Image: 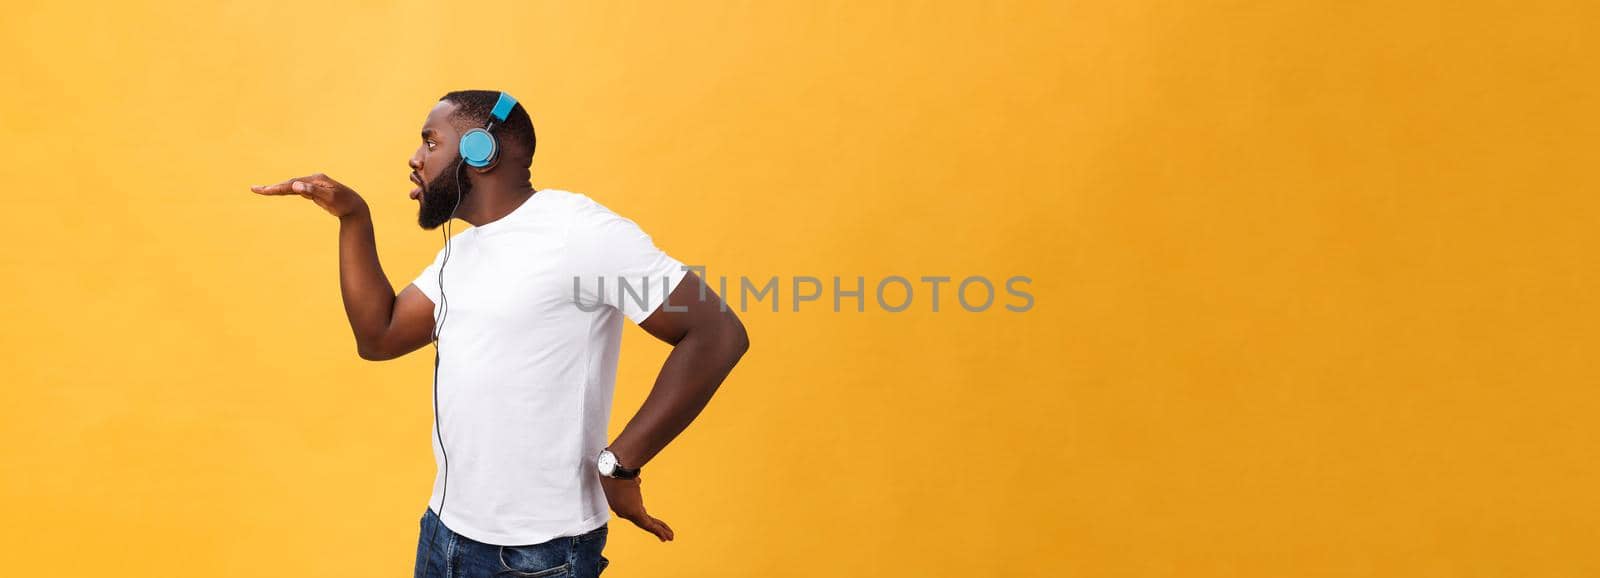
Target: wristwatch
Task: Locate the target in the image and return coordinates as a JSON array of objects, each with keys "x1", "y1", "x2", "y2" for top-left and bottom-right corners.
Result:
[{"x1": 597, "y1": 448, "x2": 640, "y2": 480}]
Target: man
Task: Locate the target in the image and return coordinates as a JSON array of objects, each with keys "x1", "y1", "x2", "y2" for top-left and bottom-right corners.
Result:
[{"x1": 249, "y1": 90, "x2": 749, "y2": 577}]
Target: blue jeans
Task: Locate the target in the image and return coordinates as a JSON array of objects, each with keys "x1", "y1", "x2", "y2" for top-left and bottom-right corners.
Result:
[{"x1": 415, "y1": 508, "x2": 610, "y2": 578}]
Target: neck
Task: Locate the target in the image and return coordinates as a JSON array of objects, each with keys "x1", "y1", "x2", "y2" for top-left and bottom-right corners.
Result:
[{"x1": 458, "y1": 181, "x2": 538, "y2": 227}]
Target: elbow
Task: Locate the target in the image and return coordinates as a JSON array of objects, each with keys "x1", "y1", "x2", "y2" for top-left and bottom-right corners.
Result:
[
  {"x1": 357, "y1": 340, "x2": 393, "y2": 362},
  {"x1": 733, "y1": 327, "x2": 750, "y2": 359},
  {"x1": 724, "y1": 317, "x2": 750, "y2": 361}
]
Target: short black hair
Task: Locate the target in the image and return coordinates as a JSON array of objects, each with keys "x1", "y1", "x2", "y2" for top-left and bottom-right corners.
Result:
[{"x1": 439, "y1": 89, "x2": 537, "y2": 167}]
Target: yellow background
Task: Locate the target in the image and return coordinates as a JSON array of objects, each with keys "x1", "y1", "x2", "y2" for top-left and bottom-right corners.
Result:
[{"x1": 2, "y1": 2, "x2": 1596, "y2": 576}]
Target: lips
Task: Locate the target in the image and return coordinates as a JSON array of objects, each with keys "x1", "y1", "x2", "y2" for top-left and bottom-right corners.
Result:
[{"x1": 410, "y1": 173, "x2": 424, "y2": 200}]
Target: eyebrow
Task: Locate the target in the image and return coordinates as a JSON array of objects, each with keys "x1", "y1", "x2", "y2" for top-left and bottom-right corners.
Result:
[{"x1": 421, "y1": 128, "x2": 436, "y2": 139}]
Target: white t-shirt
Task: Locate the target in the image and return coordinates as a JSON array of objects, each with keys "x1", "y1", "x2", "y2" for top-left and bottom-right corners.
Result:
[{"x1": 410, "y1": 189, "x2": 687, "y2": 546}]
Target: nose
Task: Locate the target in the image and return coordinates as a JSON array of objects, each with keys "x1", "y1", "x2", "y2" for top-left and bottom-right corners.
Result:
[{"x1": 409, "y1": 156, "x2": 422, "y2": 172}]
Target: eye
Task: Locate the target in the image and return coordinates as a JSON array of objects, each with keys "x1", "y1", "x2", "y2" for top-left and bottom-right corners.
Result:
[{"x1": 426, "y1": 140, "x2": 436, "y2": 150}]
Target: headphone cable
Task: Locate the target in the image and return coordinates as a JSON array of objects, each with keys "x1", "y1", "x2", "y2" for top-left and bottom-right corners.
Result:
[{"x1": 419, "y1": 156, "x2": 465, "y2": 576}]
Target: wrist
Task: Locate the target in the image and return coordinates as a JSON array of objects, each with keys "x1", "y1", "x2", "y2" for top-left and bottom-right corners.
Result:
[
  {"x1": 597, "y1": 447, "x2": 642, "y2": 479},
  {"x1": 337, "y1": 200, "x2": 371, "y2": 222},
  {"x1": 606, "y1": 438, "x2": 652, "y2": 470}
]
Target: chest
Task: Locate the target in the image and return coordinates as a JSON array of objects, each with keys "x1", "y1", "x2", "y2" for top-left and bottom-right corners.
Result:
[{"x1": 432, "y1": 232, "x2": 579, "y2": 330}]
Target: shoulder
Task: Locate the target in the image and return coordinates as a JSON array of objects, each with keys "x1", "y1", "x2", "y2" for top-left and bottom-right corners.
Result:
[
  {"x1": 541, "y1": 189, "x2": 621, "y2": 221},
  {"x1": 543, "y1": 190, "x2": 641, "y2": 237}
]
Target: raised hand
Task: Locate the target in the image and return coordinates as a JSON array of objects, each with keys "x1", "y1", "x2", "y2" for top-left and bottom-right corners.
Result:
[{"x1": 250, "y1": 173, "x2": 367, "y2": 219}]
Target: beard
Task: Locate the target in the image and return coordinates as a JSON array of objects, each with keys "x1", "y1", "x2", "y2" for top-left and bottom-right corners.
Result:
[{"x1": 418, "y1": 159, "x2": 471, "y2": 230}]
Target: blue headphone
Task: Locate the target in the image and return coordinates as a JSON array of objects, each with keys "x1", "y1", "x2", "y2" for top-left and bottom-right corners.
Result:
[{"x1": 458, "y1": 92, "x2": 519, "y2": 168}]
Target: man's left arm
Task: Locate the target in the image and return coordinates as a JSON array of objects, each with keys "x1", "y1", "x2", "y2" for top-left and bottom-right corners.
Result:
[
  {"x1": 601, "y1": 271, "x2": 749, "y2": 541},
  {"x1": 613, "y1": 271, "x2": 749, "y2": 466}
]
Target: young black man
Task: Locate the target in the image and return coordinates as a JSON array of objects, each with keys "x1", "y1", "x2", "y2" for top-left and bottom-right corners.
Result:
[{"x1": 250, "y1": 90, "x2": 749, "y2": 578}]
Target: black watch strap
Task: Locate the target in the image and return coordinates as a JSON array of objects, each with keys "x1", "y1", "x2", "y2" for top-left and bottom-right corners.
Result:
[
  {"x1": 611, "y1": 462, "x2": 641, "y2": 480},
  {"x1": 602, "y1": 448, "x2": 642, "y2": 480}
]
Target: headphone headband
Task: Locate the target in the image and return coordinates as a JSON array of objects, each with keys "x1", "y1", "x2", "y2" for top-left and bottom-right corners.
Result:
[
  {"x1": 461, "y1": 91, "x2": 518, "y2": 168},
  {"x1": 490, "y1": 92, "x2": 518, "y2": 123}
]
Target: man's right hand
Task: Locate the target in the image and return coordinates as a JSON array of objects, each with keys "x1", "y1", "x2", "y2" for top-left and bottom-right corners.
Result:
[{"x1": 250, "y1": 173, "x2": 367, "y2": 219}]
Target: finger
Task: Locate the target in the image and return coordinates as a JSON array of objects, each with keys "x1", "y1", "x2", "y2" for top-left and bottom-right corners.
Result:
[
  {"x1": 251, "y1": 182, "x2": 298, "y2": 195},
  {"x1": 292, "y1": 180, "x2": 342, "y2": 204},
  {"x1": 251, "y1": 175, "x2": 319, "y2": 195},
  {"x1": 631, "y1": 516, "x2": 664, "y2": 541},
  {"x1": 646, "y1": 515, "x2": 674, "y2": 541},
  {"x1": 625, "y1": 514, "x2": 663, "y2": 540}
]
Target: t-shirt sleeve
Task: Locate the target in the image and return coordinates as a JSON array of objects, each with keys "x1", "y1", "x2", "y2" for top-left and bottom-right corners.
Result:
[
  {"x1": 410, "y1": 247, "x2": 448, "y2": 306},
  {"x1": 568, "y1": 204, "x2": 689, "y2": 324}
]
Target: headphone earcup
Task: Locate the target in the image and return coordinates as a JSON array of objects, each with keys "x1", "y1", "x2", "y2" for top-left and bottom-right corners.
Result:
[{"x1": 460, "y1": 129, "x2": 498, "y2": 168}]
